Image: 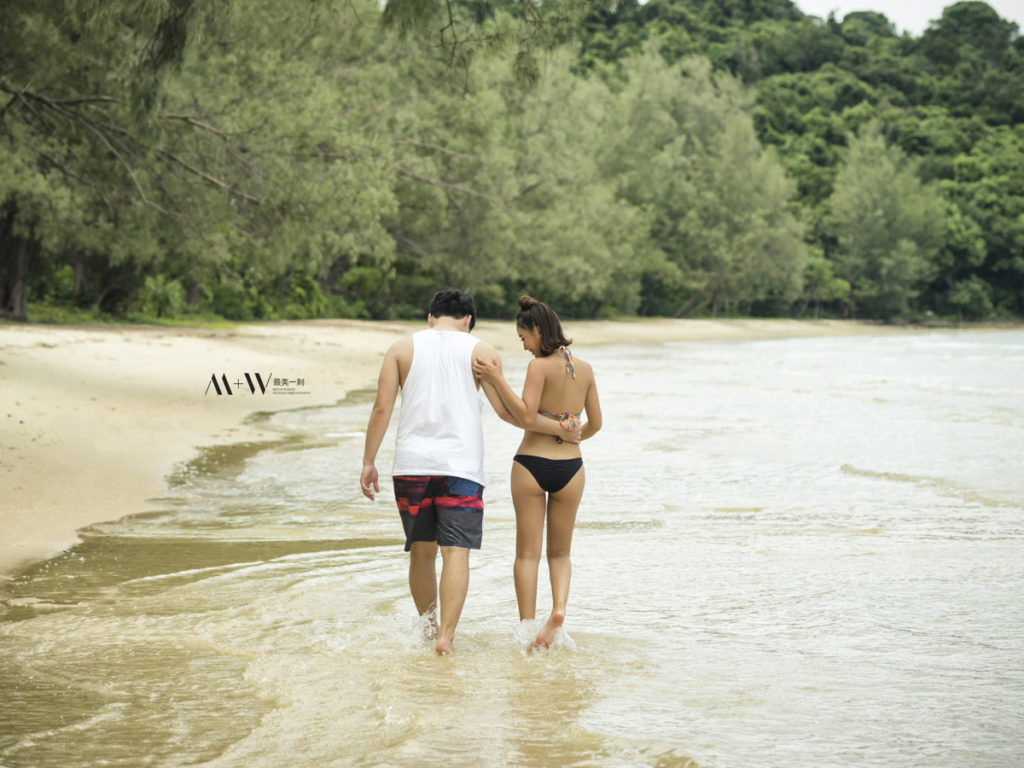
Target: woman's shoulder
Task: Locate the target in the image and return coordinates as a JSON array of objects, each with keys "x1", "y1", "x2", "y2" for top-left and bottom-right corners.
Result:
[
  {"x1": 546, "y1": 348, "x2": 594, "y2": 381},
  {"x1": 572, "y1": 355, "x2": 594, "y2": 380}
]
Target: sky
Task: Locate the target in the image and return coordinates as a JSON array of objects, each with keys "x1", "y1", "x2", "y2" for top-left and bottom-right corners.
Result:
[{"x1": 793, "y1": 0, "x2": 1024, "y2": 36}]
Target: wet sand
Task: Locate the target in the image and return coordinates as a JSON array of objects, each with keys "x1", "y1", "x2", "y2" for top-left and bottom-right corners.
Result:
[{"x1": 0, "y1": 317, "x2": 905, "y2": 576}]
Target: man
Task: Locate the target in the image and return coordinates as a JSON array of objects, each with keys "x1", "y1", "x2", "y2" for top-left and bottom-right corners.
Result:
[{"x1": 359, "y1": 289, "x2": 564, "y2": 655}]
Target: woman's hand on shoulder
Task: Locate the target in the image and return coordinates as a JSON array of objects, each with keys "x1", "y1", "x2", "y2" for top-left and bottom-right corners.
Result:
[{"x1": 472, "y1": 353, "x2": 502, "y2": 383}]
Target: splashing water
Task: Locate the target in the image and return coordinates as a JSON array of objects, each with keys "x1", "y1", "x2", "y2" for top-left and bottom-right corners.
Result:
[{"x1": 3, "y1": 330, "x2": 1023, "y2": 767}]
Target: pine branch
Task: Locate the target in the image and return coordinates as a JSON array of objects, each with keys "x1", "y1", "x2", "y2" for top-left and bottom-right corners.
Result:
[
  {"x1": 393, "y1": 140, "x2": 478, "y2": 160},
  {"x1": 395, "y1": 165, "x2": 517, "y2": 218},
  {"x1": 156, "y1": 147, "x2": 264, "y2": 206},
  {"x1": 162, "y1": 113, "x2": 233, "y2": 139}
]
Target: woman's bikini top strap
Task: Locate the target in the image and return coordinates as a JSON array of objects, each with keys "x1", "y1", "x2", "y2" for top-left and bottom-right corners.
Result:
[
  {"x1": 557, "y1": 345, "x2": 575, "y2": 380},
  {"x1": 539, "y1": 347, "x2": 579, "y2": 436}
]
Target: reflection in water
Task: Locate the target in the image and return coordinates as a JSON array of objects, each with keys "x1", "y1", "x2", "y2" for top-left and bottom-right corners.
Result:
[{"x1": 3, "y1": 332, "x2": 1023, "y2": 767}]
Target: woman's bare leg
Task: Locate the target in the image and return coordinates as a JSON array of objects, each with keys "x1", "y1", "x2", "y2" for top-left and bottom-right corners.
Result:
[
  {"x1": 511, "y1": 461, "x2": 547, "y2": 621},
  {"x1": 536, "y1": 465, "x2": 584, "y2": 648}
]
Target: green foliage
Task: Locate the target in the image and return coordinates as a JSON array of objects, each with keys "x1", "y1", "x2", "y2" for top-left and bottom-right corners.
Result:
[
  {"x1": 797, "y1": 250, "x2": 850, "y2": 317},
  {"x1": 23, "y1": 303, "x2": 111, "y2": 324},
  {"x1": 830, "y1": 123, "x2": 945, "y2": 319},
  {"x1": 948, "y1": 275, "x2": 995, "y2": 319},
  {"x1": 2, "y1": 0, "x2": 1023, "y2": 323},
  {"x1": 136, "y1": 275, "x2": 187, "y2": 318},
  {"x1": 606, "y1": 48, "x2": 806, "y2": 316}
]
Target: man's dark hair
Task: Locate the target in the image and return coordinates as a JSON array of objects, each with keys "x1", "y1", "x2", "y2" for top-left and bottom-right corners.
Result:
[{"x1": 428, "y1": 289, "x2": 476, "y2": 330}]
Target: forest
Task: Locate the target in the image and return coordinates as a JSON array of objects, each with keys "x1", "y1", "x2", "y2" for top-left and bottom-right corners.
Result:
[{"x1": 1, "y1": 0, "x2": 1021, "y2": 322}]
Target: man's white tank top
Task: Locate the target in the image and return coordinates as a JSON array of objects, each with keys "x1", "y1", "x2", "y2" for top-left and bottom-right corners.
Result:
[{"x1": 392, "y1": 329, "x2": 485, "y2": 485}]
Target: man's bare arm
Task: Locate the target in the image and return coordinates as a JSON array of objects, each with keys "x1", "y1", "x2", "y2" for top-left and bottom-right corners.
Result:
[{"x1": 360, "y1": 342, "x2": 403, "y2": 500}]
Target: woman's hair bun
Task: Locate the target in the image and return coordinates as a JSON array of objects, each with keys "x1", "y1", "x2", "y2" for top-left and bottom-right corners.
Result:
[{"x1": 518, "y1": 295, "x2": 538, "y2": 309}]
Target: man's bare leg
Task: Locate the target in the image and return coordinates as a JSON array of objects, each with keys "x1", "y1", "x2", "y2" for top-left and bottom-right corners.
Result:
[
  {"x1": 409, "y1": 541, "x2": 439, "y2": 637},
  {"x1": 435, "y1": 545, "x2": 469, "y2": 655}
]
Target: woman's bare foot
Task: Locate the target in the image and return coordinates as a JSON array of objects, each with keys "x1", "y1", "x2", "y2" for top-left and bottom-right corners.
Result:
[
  {"x1": 533, "y1": 610, "x2": 565, "y2": 649},
  {"x1": 435, "y1": 636, "x2": 454, "y2": 655}
]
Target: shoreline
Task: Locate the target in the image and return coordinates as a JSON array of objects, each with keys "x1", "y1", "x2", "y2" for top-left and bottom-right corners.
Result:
[{"x1": 0, "y1": 316, "x2": 999, "y2": 578}]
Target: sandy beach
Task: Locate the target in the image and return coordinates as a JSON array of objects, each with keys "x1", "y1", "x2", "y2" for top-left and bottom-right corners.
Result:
[{"x1": 0, "y1": 316, "x2": 909, "y2": 577}]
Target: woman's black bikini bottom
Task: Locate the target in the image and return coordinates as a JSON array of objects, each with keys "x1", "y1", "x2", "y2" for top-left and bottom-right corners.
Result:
[{"x1": 513, "y1": 455, "x2": 583, "y2": 494}]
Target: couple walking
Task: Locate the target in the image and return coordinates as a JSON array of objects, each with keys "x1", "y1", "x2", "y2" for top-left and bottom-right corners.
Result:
[{"x1": 360, "y1": 289, "x2": 602, "y2": 654}]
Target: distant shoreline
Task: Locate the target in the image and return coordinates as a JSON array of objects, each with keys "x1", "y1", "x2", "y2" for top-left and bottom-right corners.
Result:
[{"x1": 0, "y1": 317, "x2": 1015, "y2": 577}]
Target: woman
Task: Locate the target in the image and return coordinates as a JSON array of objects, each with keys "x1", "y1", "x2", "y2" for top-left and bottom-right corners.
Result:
[{"x1": 474, "y1": 296, "x2": 602, "y2": 648}]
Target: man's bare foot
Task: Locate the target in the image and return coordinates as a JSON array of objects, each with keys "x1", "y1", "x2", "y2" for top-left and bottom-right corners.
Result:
[{"x1": 533, "y1": 610, "x2": 565, "y2": 649}]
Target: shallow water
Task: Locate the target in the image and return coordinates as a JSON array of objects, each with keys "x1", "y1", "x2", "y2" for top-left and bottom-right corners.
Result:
[{"x1": 3, "y1": 330, "x2": 1023, "y2": 767}]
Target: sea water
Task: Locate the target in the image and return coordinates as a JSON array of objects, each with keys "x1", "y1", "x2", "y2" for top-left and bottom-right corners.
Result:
[{"x1": 2, "y1": 330, "x2": 1023, "y2": 767}]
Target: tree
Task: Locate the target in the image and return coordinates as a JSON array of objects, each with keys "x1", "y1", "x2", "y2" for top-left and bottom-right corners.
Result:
[
  {"x1": 494, "y1": 49, "x2": 651, "y2": 316},
  {"x1": 607, "y1": 48, "x2": 805, "y2": 316},
  {"x1": 918, "y1": 2, "x2": 1023, "y2": 124},
  {"x1": 380, "y1": 0, "x2": 583, "y2": 83},
  {"x1": 830, "y1": 122, "x2": 945, "y2": 319},
  {"x1": 0, "y1": 0, "x2": 402, "y2": 320},
  {"x1": 938, "y1": 125, "x2": 1024, "y2": 315},
  {"x1": 167, "y1": 0, "x2": 400, "y2": 318},
  {"x1": 0, "y1": 0, "x2": 231, "y2": 318}
]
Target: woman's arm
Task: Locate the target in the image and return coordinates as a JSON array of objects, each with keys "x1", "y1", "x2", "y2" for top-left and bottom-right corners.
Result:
[
  {"x1": 525, "y1": 413, "x2": 582, "y2": 443},
  {"x1": 479, "y1": 379, "x2": 517, "y2": 424},
  {"x1": 473, "y1": 355, "x2": 582, "y2": 442},
  {"x1": 473, "y1": 355, "x2": 533, "y2": 426},
  {"x1": 508, "y1": 360, "x2": 582, "y2": 443},
  {"x1": 579, "y1": 373, "x2": 603, "y2": 441},
  {"x1": 473, "y1": 344, "x2": 520, "y2": 426}
]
